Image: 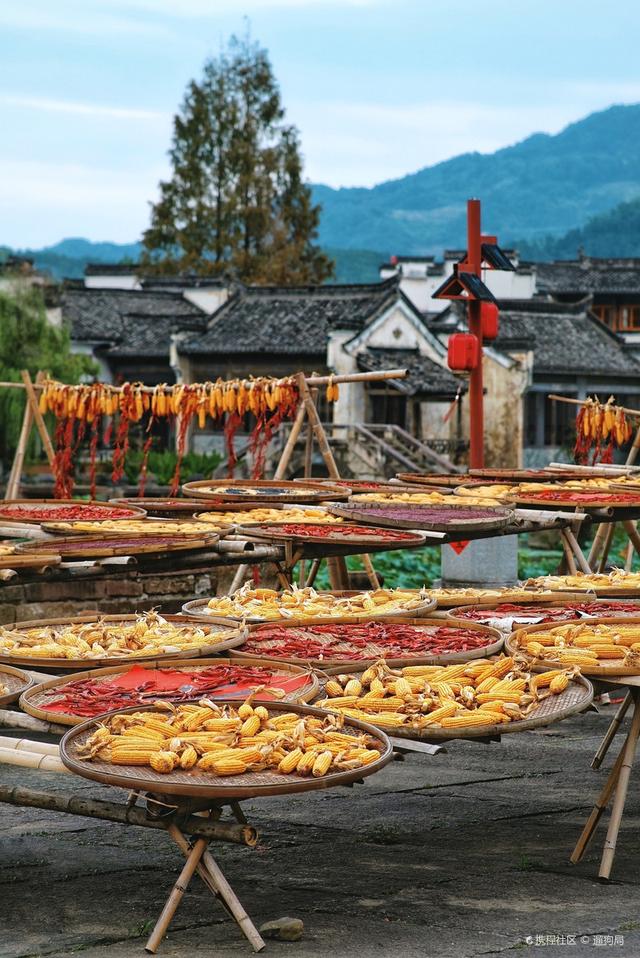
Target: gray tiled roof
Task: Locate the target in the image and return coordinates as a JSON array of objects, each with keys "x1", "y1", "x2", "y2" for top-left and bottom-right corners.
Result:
[
  {"x1": 494, "y1": 299, "x2": 640, "y2": 377},
  {"x1": 535, "y1": 257, "x2": 640, "y2": 295},
  {"x1": 179, "y1": 277, "x2": 403, "y2": 356},
  {"x1": 63, "y1": 288, "x2": 206, "y2": 357},
  {"x1": 356, "y1": 347, "x2": 461, "y2": 397}
]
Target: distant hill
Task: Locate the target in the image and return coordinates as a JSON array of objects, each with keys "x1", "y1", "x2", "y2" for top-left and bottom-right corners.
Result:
[
  {"x1": 311, "y1": 104, "x2": 640, "y2": 253},
  {"x1": 518, "y1": 196, "x2": 640, "y2": 261},
  {"x1": 1, "y1": 239, "x2": 387, "y2": 285}
]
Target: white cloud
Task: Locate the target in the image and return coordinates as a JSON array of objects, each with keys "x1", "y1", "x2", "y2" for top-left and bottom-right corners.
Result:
[
  {"x1": 0, "y1": 95, "x2": 168, "y2": 122},
  {"x1": 292, "y1": 94, "x2": 640, "y2": 187},
  {"x1": 0, "y1": 160, "x2": 166, "y2": 247}
]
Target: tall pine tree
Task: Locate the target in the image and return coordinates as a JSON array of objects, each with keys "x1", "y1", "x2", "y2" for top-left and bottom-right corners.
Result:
[{"x1": 141, "y1": 36, "x2": 333, "y2": 285}]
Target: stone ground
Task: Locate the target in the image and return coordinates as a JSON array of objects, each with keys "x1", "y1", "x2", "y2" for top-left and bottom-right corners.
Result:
[{"x1": 2, "y1": 704, "x2": 640, "y2": 958}]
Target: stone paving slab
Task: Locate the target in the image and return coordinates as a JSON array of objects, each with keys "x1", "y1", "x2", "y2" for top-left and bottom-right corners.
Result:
[{"x1": 1, "y1": 707, "x2": 639, "y2": 958}]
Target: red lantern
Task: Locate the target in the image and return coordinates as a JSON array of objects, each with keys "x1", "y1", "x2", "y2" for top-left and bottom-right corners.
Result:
[
  {"x1": 480, "y1": 302, "x2": 499, "y2": 340},
  {"x1": 447, "y1": 333, "x2": 480, "y2": 371}
]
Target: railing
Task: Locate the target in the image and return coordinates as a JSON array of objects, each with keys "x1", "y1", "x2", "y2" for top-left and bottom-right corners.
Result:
[{"x1": 360, "y1": 423, "x2": 464, "y2": 473}]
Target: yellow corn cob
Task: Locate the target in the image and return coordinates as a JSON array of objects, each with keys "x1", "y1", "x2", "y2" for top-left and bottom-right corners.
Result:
[
  {"x1": 592, "y1": 647, "x2": 627, "y2": 659},
  {"x1": 312, "y1": 750, "x2": 333, "y2": 777},
  {"x1": 370, "y1": 678, "x2": 386, "y2": 695},
  {"x1": 344, "y1": 678, "x2": 363, "y2": 697},
  {"x1": 149, "y1": 751, "x2": 177, "y2": 773},
  {"x1": 354, "y1": 749, "x2": 380, "y2": 765},
  {"x1": 476, "y1": 676, "x2": 500, "y2": 692},
  {"x1": 241, "y1": 715, "x2": 261, "y2": 737},
  {"x1": 296, "y1": 751, "x2": 317, "y2": 775},
  {"x1": 254, "y1": 706, "x2": 269, "y2": 721},
  {"x1": 278, "y1": 748, "x2": 303, "y2": 774},
  {"x1": 420, "y1": 702, "x2": 458, "y2": 725},
  {"x1": 394, "y1": 677, "x2": 413, "y2": 698},
  {"x1": 439, "y1": 713, "x2": 497, "y2": 728},
  {"x1": 317, "y1": 695, "x2": 361, "y2": 708},
  {"x1": 179, "y1": 745, "x2": 198, "y2": 770},
  {"x1": 208, "y1": 757, "x2": 248, "y2": 776},
  {"x1": 324, "y1": 680, "x2": 344, "y2": 697},
  {"x1": 237, "y1": 702, "x2": 254, "y2": 719},
  {"x1": 476, "y1": 692, "x2": 523, "y2": 705},
  {"x1": 137, "y1": 719, "x2": 175, "y2": 736},
  {"x1": 356, "y1": 697, "x2": 405, "y2": 711},
  {"x1": 111, "y1": 749, "x2": 158, "y2": 765},
  {"x1": 549, "y1": 674, "x2": 569, "y2": 693}
]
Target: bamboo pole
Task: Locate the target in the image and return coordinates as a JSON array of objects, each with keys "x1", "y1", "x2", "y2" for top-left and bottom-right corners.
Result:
[
  {"x1": 0, "y1": 784, "x2": 258, "y2": 844},
  {"x1": 146, "y1": 836, "x2": 209, "y2": 954},
  {"x1": 562, "y1": 526, "x2": 592, "y2": 574},
  {"x1": 599, "y1": 690, "x2": 640, "y2": 879},
  {"x1": 298, "y1": 373, "x2": 340, "y2": 479},
  {"x1": 0, "y1": 735, "x2": 59, "y2": 755},
  {"x1": 0, "y1": 709, "x2": 67, "y2": 735},
  {"x1": 0, "y1": 368, "x2": 409, "y2": 394},
  {"x1": 0, "y1": 746, "x2": 67, "y2": 772},
  {"x1": 22, "y1": 370, "x2": 55, "y2": 466},
  {"x1": 570, "y1": 745, "x2": 626, "y2": 864},
  {"x1": 168, "y1": 823, "x2": 265, "y2": 953},
  {"x1": 5, "y1": 387, "x2": 35, "y2": 499},
  {"x1": 560, "y1": 531, "x2": 578, "y2": 575},
  {"x1": 548, "y1": 393, "x2": 640, "y2": 420},
  {"x1": 274, "y1": 400, "x2": 307, "y2": 480},
  {"x1": 592, "y1": 692, "x2": 632, "y2": 770}
]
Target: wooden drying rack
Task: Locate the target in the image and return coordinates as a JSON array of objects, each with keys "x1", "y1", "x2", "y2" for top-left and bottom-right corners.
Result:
[{"x1": 1, "y1": 367, "x2": 411, "y2": 591}]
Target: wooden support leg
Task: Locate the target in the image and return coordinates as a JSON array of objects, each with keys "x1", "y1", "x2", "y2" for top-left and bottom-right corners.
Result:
[
  {"x1": 560, "y1": 531, "x2": 578, "y2": 575},
  {"x1": 305, "y1": 557, "x2": 321, "y2": 587},
  {"x1": 587, "y1": 524, "x2": 609, "y2": 569},
  {"x1": 228, "y1": 563, "x2": 249, "y2": 595},
  {"x1": 596, "y1": 523, "x2": 616, "y2": 573},
  {"x1": 360, "y1": 553, "x2": 380, "y2": 589},
  {"x1": 625, "y1": 537, "x2": 635, "y2": 573},
  {"x1": 22, "y1": 370, "x2": 55, "y2": 466},
  {"x1": 599, "y1": 690, "x2": 640, "y2": 880},
  {"x1": 297, "y1": 373, "x2": 340, "y2": 479},
  {"x1": 570, "y1": 746, "x2": 625, "y2": 865},
  {"x1": 146, "y1": 836, "x2": 209, "y2": 953},
  {"x1": 563, "y1": 526, "x2": 592, "y2": 574},
  {"x1": 592, "y1": 692, "x2": 632, "y2": 770},
  {"x1": 274, "y1": 401, "x2": 307, "y2": 480},
  {"x1": 622, "y1": 520, "x2": 640, "y2": 561},
  {"x1": 5, "y1": 389, "x2": 35, "y2": 500},
  {"x1": 168, "y1": 823, "x2": 265, "y2": 953}
]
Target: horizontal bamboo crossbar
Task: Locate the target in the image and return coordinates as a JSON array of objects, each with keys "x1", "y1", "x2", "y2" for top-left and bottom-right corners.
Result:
[
  {"x1": 548, "y1": 393, "x2": 640, "y2": 420},
  {"x1": 0, "y1": 784, "x2": 258, "y2": 845},
  {"x1": 0, "y1": 369, "x2": 408, "y2": 393}
]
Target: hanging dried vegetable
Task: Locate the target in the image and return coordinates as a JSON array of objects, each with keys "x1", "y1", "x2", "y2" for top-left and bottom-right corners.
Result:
[
  {"x1": 573, "y1": 396, "x2": 633, "y2": 464},
  {"x1": 39, "y1": 376, "x2": 301, "y2": 498}
]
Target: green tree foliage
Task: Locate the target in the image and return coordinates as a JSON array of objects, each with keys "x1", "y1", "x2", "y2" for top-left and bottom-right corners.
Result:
[
  {"x1": 518, "y1": 196, "x2": 640, "y2": 261},
  {"x1": 141, "y1": 35, "x2": 333, "y2": 285},
  {"x1": 0, "y1": 286, "x2": 95, "y2": 465}
]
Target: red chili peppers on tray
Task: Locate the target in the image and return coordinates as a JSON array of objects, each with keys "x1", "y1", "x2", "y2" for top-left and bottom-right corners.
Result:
[
  {"x1": 43, "y1": 664, "x2": 306, "y2": 717},
  {"x1": 242, "y1": 622, "x2": 492, "y2": 661},
  {"x1": 0, "y1": 504, "x2": 140, "y2": 522},
  {"x1": 523, "y1": 490, "x2": 640, "y2": 505},
  {"x1": 457, "y1": 601, "x2": 640, "y2": 622},
  {"x1": 271, "y1": 523, "x2": 419, "y2": 541}
]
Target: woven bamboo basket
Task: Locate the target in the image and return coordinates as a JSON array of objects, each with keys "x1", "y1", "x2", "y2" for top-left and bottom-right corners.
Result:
[
  {"x1": 60, "y1": 700, "x2": 393, "y2": 799},
  {"x1": 228, "y1": 617, "x2": 502, "y2": 671},
  {"x1": 506, "y1": 616, "x2": 640, "y2": 676},
  {"x1": 182, "y1": 590, "x2": 437, "y2": 625},
  {"x1": 0, "y1": 613, "x2": 245, "y2": 670},
  {"x1": 0, "y1": 664, "x2": 35, "y2": 707},
  {"x1": 182, "y1": 479, "x2": 349, "y2": 503}
]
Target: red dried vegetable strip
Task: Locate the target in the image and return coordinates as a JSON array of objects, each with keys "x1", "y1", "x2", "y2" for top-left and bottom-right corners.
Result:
[
  {"x1": 0, "y1": 505, "x2": 139, "y2": 521},
  {"x1": 242, "y1": 622, "x2": 491, "y2": 659},
  {"x1": 269, "y1": 523, "x2": 418, "y2": 540},
  {"x1": 525, "y1": 490, "x2": 640, "y2": 504},
  {"x1": 43, "y1": 664, "x2": 288, "y2": 716}
]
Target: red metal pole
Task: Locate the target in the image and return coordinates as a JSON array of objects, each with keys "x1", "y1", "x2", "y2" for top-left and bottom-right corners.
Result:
[{"x1": 466, "y1": 198, "x2": 484, "y2": 468}]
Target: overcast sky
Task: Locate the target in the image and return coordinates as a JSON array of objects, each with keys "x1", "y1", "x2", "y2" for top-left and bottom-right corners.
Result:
[{"x1": 2, "y1": 0, "x2": 639, "y2": 247}]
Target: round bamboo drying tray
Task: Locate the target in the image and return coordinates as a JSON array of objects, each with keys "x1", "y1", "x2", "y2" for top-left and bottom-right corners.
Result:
[
  {"x1": 109, "y1": 498, "x2": 208, "y2": 517},
  {"x1": 181, "y1": 591, "x2": 437, "y2": 625},
  {"x1": 0, "y1": 664, "x2": 35, "y2": 707},
  {"x1": 0, "y1": 499, "x2": 147, "y2": 525},
  {"x1": 428, "y1": 588, "x2": 571, "y2": 609},
  {"x1": 16, "y1": 531, "x2": 221, "y2": 559},
  {"x1": 39, "y1": 518, "x2": 234, "y2": 537},
  {"x1": 506, "y1": 616, "x2": 640, "y2": 675},
  {"x1": 229, "y1": 617, "x2": 503, "y2": 671},
  {"x1": 0, "y1": 613, "x2": 245, "y2": 670},
  {"x1": 446, "y1": 597, "x2": 640, "y2": 626},
  {"x1": 315, "y1": 673, "x2": 594, "y2": 742},
  {"x1": 60, "y1": 700, "x2": 393, "y2": 799},
  {"x1": 236, "y1": 523, "x2": 427, "y2": 550},
  {"x1": 20, "y1": 656, "x2": 319, "y2": 725},
  {"x1": 328, "y1": 501, "x2": 514, "y2": 533},
  {"x1": 181, "y1": 479, "x2": 350, "y2": 504},
  {"x1": 508, "y1": 493, "x2": 640, "y2": 510},
  {"x1": 525, "y1": 580, "x2": 640, "y2": 598}
]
